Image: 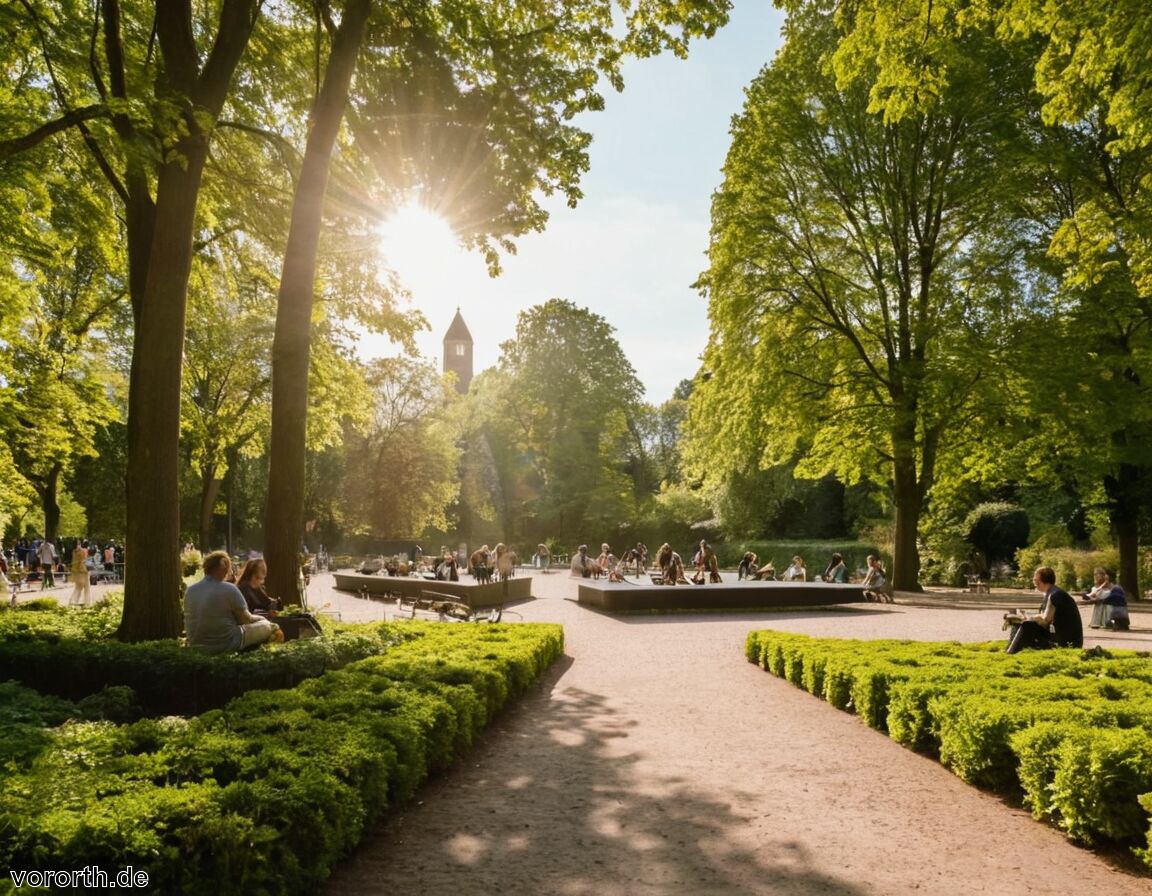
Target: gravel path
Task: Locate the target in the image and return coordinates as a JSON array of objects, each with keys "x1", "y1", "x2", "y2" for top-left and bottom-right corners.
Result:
[{"x1": 312, "y1": 572, "x2": 1152, "y2": 895}]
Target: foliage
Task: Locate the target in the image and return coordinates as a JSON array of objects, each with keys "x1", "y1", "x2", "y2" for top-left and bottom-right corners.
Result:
[
  {"x1": 0, "y1": 621, "x2": 564, "y2": 894},
  {"x1": 747, "y1": 629, "x2": 1152, "y2": 861},
  {"x1": 964, "y1": 503, "x2": 1030, "y2": 566},
  {"x1": 467, "y1": 299, "x2": 645, "y2": 542},
  {"x1": 337, "y1": 357, "x2": 461, "y2": 538},
  {"x1": 0, "y1": 604, "x2": 413, "y2": 716},
  {"x1": 687, "y1": 4, "x2": 1034, "y2": 589}
]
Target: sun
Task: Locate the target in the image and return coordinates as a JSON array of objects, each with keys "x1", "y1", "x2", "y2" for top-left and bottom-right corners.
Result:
[{"x1": 376, "y1": 202, "x2": 467, "y2": 298}]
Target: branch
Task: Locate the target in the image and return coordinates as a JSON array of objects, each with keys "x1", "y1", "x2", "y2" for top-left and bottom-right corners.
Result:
[{"x1": 0, "y1": 106, "x2": 107, "y2": 160}]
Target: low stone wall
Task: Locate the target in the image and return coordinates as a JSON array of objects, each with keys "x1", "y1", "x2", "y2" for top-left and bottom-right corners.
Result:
[
  {"x1": 333, "y1": 571, "x2": 532, "y2": 609},
  {"x1": 577, "y1": 579, "x2": 868, "y2": 612}
]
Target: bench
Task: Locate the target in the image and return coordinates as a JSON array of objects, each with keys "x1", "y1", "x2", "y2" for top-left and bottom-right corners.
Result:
[
  {"x1": 396, "y1": 590, "x2": 503, "y2": 622},
  {"x1": 965, "y1": 574, "x2": 990, "y2": 595}
]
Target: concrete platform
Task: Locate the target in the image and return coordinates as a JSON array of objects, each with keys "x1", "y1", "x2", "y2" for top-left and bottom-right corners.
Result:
[
  {"x1": 576, "y1": 578, "x2": 868, "y2": 612},
  {"x1": 332, "y1": 571, "x2": 532, "y2": 609}
]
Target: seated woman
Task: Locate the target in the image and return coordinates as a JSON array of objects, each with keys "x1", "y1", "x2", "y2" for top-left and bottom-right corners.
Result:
[
  {"x1": 655, "y1": 543, "x2": 687, "y2": 586},
  {"x1": 822, "y1": 552, "x2": 848, "y2": 583},
  {"x1": 470, "y1": 545, "x2": 492, "y2": 583},
  {"x1": 435, "y1": 553, "x2": 460, "y2": 581},
  {"x1": 1081, "y1": 566, "x2": 1130, "y2": 630},
  {"x1": 861, "y1": 554, "x2": 891, "y2": 602},
  {"x1": 236, "y1": 558, "x2": 283, "y2": 616},
  {"x1": 737, "y1": 552, "x2": 759, "y2": 580},
  {"x1": 494, "y1": 543, "x2": 515, "y2": 581},
  {"x1": 692, "y1": 540, "x2": 721, "y2": 583},
  {"x1": 781, "y1": 555, "x2": 807, "y2": 582}
]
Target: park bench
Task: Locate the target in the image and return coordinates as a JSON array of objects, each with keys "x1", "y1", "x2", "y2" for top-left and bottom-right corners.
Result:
[
  {"x1": 395, "y1": 589, "x2": 503, "y2": 623},
  {"x1": 965, "y1": 574, "x2": 990, "y2": 594}
]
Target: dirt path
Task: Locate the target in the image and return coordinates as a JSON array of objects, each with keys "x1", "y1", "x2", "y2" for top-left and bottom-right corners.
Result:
[{"x1": 323, "y1": 573, "x2": 1152, "y2": 895}]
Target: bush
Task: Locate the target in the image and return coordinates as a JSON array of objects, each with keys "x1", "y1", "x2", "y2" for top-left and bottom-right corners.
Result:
[
  {"x1": 0, "y1": 611, "x2": 415, "y2": 716},
  {"x1": 180, "y1": 547, "x2": 203, "y2": 578},
  {"x1": 726, "y1": 540, "x2": 882, "y2": 576},
  {"x1": 0, "y1": 622, "x2": 564, "y2": 894},
  {"x1": 746, "y1": 629, "x2": 1152, "y2": 864},
  {"x1": 965, "y1": 503, "x2": 1030, "y2": 566}
]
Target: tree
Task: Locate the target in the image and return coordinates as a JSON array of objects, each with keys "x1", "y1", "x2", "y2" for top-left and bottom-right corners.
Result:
[
  {"x1": 181, "y1": 256, "x2": 274, "y2": 552},
  {"x1": 477, "y1": 299, "x2": 643, "y2": 542},
  {"x1": 261, "y1": 0, "x2": 735, "y2": 598},
  {"x1": 337, "y1": 357, "x2": 460, "y2": 539},
  {"x1": 689, "y1": 7, "x2": 1034, "y2": 589}
]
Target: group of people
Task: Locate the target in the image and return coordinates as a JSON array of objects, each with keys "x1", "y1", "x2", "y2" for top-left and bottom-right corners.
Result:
[
  {"x1": 1004, "y1": 565, "x2": 1130, "y2": 654},
  {"x1": 468, "y1": 544, "x2": 517, "y2": 583},
  {"x1": 185, "y1": 552, "x2": 283, "y2": 654},
  {"x1": 568, "y1": 542, "x2": 650, "y2": 581}
]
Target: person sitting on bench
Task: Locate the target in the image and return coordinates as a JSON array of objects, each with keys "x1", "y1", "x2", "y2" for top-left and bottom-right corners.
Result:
[{"x1": 185, "y1": 551, "x2": 281, "y2": 654}]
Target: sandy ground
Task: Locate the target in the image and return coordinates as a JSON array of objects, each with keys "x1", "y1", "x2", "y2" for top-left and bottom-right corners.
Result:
[{"x1": 296, "y1": 571, "x2": 1151, "y2": 896}]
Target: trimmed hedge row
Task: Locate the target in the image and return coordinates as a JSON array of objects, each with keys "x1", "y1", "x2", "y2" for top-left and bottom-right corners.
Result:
[
  {"x1": 0, "y1": 622, "x2": 563, "y2": 895},
  {"x1": 0, "y1": 602, "x2": 419, "y2": 716},
  {"x1": 745, "y1": 630, "x2": 1152, "y2": 865}
]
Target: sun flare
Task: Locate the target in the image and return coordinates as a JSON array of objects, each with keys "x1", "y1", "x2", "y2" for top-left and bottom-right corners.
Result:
[{"x1": 377, "y1": 202, "x2": 464, "y2": 295}]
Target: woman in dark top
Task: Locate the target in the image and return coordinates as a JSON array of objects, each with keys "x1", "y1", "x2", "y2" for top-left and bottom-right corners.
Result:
[{"x1": 236, "y1": 558, "x2": 282, "y2": 615}]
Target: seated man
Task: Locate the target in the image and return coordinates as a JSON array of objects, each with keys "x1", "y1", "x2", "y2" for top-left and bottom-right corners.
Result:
[
  {"x1": 570, "y1": 544, "x2": 593, "y2": 578},
  {"x1": 185, "y1": 551, "x2": 282, "y2": 654},
  {"x1": 1006, "y1": 566, "x2": 1084, "y2": 654}
]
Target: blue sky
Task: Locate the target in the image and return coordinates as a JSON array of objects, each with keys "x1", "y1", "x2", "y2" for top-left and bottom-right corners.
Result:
[{"x1": 372, "y1": 3, "x2": 786, "y2": 404}]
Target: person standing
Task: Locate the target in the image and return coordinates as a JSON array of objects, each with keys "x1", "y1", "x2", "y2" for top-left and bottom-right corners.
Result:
[
  {"x1": 68, "y1": 541, "x2": 92, "y2": 607},
  {"x1": 1006, "y1": 566, "x2": 1084, "y2": 654},
  {"x1": 36, "y1": 537, "x2": 56, "y2": 588}
]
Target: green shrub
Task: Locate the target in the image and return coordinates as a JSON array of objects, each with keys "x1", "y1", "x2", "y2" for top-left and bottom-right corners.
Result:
[
  {"x1": 748, "y1": 629, "x2": 1152, "y2": 865},
  {"x1": 0, "y1": 622, "x2": 565, "y2": 895}
]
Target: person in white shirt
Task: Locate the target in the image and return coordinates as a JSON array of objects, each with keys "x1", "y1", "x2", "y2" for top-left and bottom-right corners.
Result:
[
  {"x1": 36, "y1": 538, "x2": 56, "y2": 588},
  {"x1": 781, "y1": 555, "x2": 806, "y2": 582}
]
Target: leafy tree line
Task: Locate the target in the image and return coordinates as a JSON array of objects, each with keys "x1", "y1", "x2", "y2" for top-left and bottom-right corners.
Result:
[
  {"x1": 1, "y1": 0, "x2": 734, "y2": 639},
  {"x1": 688, "y1": 0, "x2": 1152, "y2": 593}
]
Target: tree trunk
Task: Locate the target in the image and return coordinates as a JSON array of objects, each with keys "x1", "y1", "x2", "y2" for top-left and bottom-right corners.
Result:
[
  {"x1": 198, "y1": 464, "x2": 222, "y2": 553},
  {"x1": 37, "y1": 463, "x2": 62, "y2": 544},
  {"x1": 263, "y1": 0, "x2": 373, "y2": 602},
  {"x1": 1105, "y1": 463, "x2": 1141, "y2": 600},
  {"x1": 890, "y1": 462, "x2": 923, "y2": 592},
  {"x1": 119, "y1": 153, "x2": 210, "y2": 641},
  {"x1": 117, "y1": 0, "x2": 259, "y2": 641}
]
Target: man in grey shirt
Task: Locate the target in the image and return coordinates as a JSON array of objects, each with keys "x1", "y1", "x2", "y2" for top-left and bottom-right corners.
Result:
[{"x1": 185, "y1": 551, "x2": 280, "y2": 653}]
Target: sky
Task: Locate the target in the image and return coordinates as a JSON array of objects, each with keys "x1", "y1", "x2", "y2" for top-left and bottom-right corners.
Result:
[{"x1": 367, "y1": 3, "x2": 787, "y2": 405}]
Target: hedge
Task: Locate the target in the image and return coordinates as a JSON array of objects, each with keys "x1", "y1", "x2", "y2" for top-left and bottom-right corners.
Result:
[
  {"x1": 0, "y1": 621, "x2": 564, "y2": 895},
  {"x1": 0, "y1": 601, "x2": 419, "y2": 716},
  {"x1": 745, "y1": 630, "x2": 1152, "y2": 867}
]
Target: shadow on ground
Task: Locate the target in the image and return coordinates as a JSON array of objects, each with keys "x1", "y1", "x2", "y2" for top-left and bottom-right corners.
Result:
[{"x1": 324, "y1": 656, "x2": 867, "y2": 896}]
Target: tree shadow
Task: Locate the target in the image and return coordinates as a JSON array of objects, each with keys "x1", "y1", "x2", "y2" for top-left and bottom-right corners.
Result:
[{"x1": 325, "y1": 656, "x2": 868, "y2": 895}]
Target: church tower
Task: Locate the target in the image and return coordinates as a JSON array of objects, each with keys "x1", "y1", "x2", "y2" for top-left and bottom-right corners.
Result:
[{"x1": 443, "y1": 308, "x2": 474, "y2": 394}]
